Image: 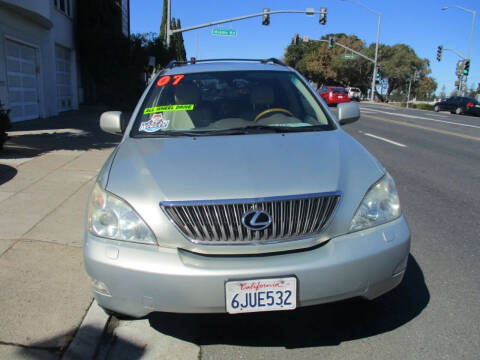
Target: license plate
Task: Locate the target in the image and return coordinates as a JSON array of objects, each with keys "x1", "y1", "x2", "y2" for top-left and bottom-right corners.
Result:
[
  {"x1": 225, "y1": 277, "x2": 297, "y2": 314},
  {"x1": 338, "y1": 95, "x2": 344, "y2": 99}
]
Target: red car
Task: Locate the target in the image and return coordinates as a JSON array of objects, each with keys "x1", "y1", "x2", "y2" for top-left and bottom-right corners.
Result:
[{"x1": 317, "y1": 86, "x2": 351, "y2": 105}]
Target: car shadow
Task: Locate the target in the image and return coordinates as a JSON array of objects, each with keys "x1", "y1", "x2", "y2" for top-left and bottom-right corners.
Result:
[
  {"x1": 14, "y1": 324, "x2": 146, "y2": 360},
  {"x1": 0, "y1": 107, "x2": 124, "y2": 159},
  {"x1": 148, "y1": 254, "x2": 429, "y2": 349},
  {"x1": 0, "y1": 164, "x2": 17, "y2": 185}
]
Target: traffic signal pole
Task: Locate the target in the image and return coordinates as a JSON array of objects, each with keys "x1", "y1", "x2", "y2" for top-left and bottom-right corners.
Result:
[{"x1": 166, "y1": 7, "x2": 327, "y2": 47}]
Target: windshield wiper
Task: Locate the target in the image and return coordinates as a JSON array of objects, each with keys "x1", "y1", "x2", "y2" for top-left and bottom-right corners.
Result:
[
  {"x1": 210, "y1": 125, "x2": 288, "y2": 134},
  {"x1": 134, "y1": 124, "x2": 328, "y2": 138},
  {"x1": 223, "y1": 124, "x2": 329, "y2": 134}
]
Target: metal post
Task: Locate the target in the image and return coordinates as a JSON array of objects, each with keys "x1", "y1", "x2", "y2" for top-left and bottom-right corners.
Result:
[
  {"x1": 442, "y1": 6, "x2": 476, "y2": 96},
  {"x1": 170, "y1": 9, "x2": 327, "y2": 35},
  {"x1": 406, "y1": 75, "x2": 412, "y2": 108},
  {"x1": 166, "y1": 0, "x2": 171, "y2": 48},
  {"x1": 370, "y1": 13, "x2": 381, "y2": 102},
  {"x1": 468, "y1": 10, "x2": 476, "y2": 61}
]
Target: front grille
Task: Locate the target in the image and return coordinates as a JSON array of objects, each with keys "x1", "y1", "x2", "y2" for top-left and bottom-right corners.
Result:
[{"x1": 161, "y1": 193, "x2": 340, "y2": 244}]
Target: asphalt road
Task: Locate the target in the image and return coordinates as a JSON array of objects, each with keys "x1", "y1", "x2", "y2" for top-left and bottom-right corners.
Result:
[{"x1": 106, "y1": 104, "x2": 480, "y2": 360}]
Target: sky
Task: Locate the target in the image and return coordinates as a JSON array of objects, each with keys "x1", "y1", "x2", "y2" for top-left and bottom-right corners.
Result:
[{"x1": 130, "y1": 0, "x2": 480, "y2": 96}]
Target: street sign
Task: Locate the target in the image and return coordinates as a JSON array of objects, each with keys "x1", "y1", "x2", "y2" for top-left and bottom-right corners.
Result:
[
  {"x1": 341, "y1": 54, "x2": 356, "y2": 60},
  {"x1": 212, "y1": 28, "x2": 237, "y2": 37}
]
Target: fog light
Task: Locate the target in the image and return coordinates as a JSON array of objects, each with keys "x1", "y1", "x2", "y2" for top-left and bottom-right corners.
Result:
[{"x1": 90, "y1": 278, "x2": 111, "y2": 296}]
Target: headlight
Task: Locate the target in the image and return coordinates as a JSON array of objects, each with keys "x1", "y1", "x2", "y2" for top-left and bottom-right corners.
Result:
[
  {"x1": 87, "y1": 183, "x2": 156, "y2": 244},
  {"x1": 350, "y1": 173, "x2": 401, "y2": 232}
]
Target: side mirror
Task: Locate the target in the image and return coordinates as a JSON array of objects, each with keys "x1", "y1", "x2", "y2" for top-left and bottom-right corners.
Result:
[
  {"x1": 100, "y1": 111, "x2": 125, "y2": 135},
  {"x1": 337, "y1": 102, "x2": 360, "y2": 126}
]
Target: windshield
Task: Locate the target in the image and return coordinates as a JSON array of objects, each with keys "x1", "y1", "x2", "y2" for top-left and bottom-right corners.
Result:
[{"x1": 131, "y1": 70, "x2": 334, "y2": 137}]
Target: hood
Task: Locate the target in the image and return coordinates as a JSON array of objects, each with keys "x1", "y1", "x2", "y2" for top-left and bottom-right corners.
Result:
[
  {"x1": 108, "y1": 131, "x2": 377, "y2": 199},
  {"x1": 106, "y1": 130, "x2": 384, "y2": 238}
]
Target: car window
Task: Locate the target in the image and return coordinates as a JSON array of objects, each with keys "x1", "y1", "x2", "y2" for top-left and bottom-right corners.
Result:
[
  {"x1": 332, "y1": 88, "x2": 347, "y2": 93},
  {"x1": 131, "y1": 71, "x2": 334, "y2": 136}
]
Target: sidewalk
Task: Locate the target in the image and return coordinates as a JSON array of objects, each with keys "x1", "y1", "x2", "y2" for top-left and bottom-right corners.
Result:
[{"x1": 0, "y1": 108, "x2": 120, "y2": 359}]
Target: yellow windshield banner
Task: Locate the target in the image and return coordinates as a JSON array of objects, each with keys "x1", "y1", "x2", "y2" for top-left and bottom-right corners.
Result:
[{"x1": 143, "y1": 104, "x2": 195, "y2": 114}]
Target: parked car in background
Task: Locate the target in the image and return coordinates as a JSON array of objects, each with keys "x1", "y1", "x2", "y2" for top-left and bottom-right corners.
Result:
[
  {"x1": 434, "y1": 96, "x2": 480, "y2": 116},
  {"x1": 317, "y1": 86, "x2": 351, "y2": 106},
  {"x1": 346, "y1": 87, "x2": 362, "y2": 101}
]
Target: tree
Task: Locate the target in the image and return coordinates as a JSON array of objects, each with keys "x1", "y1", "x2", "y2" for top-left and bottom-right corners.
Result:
[
  {"x1": 171, "y1": 17, "x2": 187, "y2": 61},
  {"x1": 467, "y1": 83, "x2": 478, "y2": 98},
  {"x1": 284, "y1": 33, "x2": 371, "y2": 92},
  {"x1": 415, "y1": 76, "x2": 438, "y2": 100},
  {"x1": 377, "y1": 44, "x2": 430, "y2": 98},
  {"x1": 283, "y1": 34, "x2": 434, "y2": 101}
]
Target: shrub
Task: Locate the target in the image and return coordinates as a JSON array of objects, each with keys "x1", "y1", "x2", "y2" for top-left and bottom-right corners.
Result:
[
  {"x1": 415, "y1": 103, "x2": 434, "y2": 111},
  {"x1": 0, "y1": 101, "x2": 11, "y2": 151}
]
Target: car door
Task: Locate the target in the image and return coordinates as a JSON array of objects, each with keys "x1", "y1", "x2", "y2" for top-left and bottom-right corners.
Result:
[{"x1": 445, "y1": 97, "x2": 457, "y2": 111}]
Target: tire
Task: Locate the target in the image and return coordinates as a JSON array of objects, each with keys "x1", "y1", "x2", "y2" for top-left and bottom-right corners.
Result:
[
  {"x1": 455, "y1": 107, "x2": 463, "y2": 115},
  {"x1": 434, "y1": 105, "x2": 440, "y2": 112}
]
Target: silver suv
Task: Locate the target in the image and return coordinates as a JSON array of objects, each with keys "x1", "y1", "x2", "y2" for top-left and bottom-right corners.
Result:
[
  {"x1": 346, "y1": 87, "x2": 362, "y2": 101},
  {"x1": 84, "y1": 59, "x2": 410, "y2": 317}
]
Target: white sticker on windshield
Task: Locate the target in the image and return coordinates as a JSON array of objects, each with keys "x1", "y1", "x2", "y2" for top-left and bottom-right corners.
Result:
[{"x1": 139, "y1": 113, "x2": 170, "y2": 132}]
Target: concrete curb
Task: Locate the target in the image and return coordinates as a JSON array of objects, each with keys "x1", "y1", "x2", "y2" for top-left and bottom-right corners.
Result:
[{"x1": 62, "y1": 300, "x2": 110, "y2": 360}]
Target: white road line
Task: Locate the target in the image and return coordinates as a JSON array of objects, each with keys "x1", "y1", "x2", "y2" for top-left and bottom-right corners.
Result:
[
  {"x1": 359, "y1": 131, "x2": 407, "y2": 148},
  {"x1": 362, "y1": 108, "x2": 480, "y2": 129}
]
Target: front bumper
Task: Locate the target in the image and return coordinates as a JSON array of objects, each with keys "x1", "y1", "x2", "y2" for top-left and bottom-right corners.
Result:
[{"x1": 84, "y1": 216, "x2": 410, "y2": 317}]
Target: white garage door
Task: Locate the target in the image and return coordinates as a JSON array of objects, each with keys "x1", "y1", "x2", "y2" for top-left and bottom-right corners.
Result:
[
  {"x1": 5, "y1": 40, "x2": 39, "y2": 122},
  {"x1": 55, "y1": 45, "x2": 72, "y2": 112}
]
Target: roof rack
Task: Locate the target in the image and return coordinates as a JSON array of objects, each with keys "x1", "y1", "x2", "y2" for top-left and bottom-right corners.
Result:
[{"x1": 165, "y1": 58, "x2": 287, "y2": 69}]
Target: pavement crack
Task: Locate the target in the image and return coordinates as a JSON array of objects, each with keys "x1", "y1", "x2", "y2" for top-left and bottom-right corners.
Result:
[
  {"x1": 0, "y1": 340, "x2": 60, "y2": 352},
  {"x1": 0, "y1": 239, "x2": 21, "y2": 258}
]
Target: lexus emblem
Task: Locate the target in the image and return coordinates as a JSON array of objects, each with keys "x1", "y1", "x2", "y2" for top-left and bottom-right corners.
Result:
[{"x1": 241, "y1": 209, "x2": 272, "y2": 231}]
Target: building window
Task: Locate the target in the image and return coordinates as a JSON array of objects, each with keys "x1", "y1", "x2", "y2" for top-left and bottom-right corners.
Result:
[{"x1": 54, "y1": 0, "x2": 71, "y2": 17}]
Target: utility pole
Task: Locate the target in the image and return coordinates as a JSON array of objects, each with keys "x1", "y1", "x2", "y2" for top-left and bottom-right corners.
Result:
[
  {"x1": 406, "y1": 71, "x2": 417, "y2": 109},
  {"x1": 166, "y1": 0, "x2": 171, "y2": 48}
]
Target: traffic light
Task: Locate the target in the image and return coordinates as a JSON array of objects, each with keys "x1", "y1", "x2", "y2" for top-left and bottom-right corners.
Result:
[
  {"x1": 294, "y1": 34, "x2": 300, "y2": 45},
  {"x1": 319, "y1": 7, "x2": 327, "y2": 25},
  {"x1": 436, "y1": 45, "x2": 443, "y2": 62},
  {"x1": 262, "y1": 8, "x2": 270, "y2": 26},
  {"x1": 464, "y1": 60, "x2": 470, "y2": 75},
  {"x1": 456, "y1": 60, "x2": 465, "y2": 76},
  {"x1": 328, "y1": 37, "x2": 334, "y2": 49},
  {"x1": 376, "y1": 66, "x2": 382, "y2": 79}
]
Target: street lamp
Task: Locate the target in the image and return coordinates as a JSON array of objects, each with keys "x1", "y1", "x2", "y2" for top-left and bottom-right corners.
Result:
[
  {"x1": 341, "y1": 0, "x2": 381, "y2": 102},
  {"x1": 441, "y1": 5, "x2": 476, "y2": 63},
  {"x1": 442, "y1": 5, "x2": 476, "y2": 95}
]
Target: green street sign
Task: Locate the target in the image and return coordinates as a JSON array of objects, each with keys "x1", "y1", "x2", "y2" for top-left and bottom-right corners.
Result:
[
  {"x1": 341, "y1": 54, "x2": 357, "y2": 60},
  {"x1": 212, "y1": 28, "x2": 237, "y2": 37}
]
